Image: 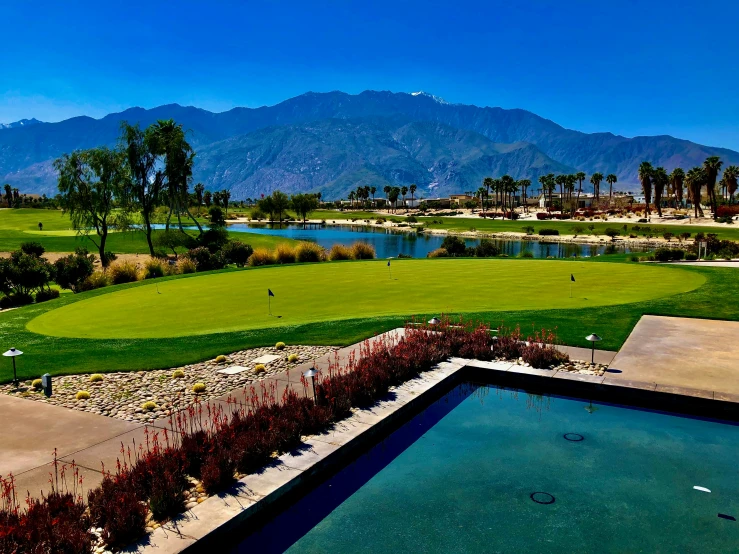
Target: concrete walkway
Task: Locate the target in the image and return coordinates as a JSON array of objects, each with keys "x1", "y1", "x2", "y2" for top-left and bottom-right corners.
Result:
[{"x1": 607, "y1": 315, "x2": 739, "y2": 399}]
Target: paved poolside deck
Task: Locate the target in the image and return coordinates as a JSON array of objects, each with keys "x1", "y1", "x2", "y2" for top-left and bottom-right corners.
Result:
[{"x1": 607, "y1": 315, "x2": 739, "y2": 399}]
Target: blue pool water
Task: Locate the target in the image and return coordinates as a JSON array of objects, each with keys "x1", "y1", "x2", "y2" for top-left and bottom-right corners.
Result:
[{"x1": 233, "y1": 384, "x2": 739, "y2": 553}]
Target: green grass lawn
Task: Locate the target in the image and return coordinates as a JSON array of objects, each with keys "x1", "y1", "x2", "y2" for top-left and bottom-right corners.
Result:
[
  {"x1": 0, "y1": 208, "x2": 298, "y2": 253},
  {"x1": 2, "y1": 255, "x2": 733, "y2": 382},
  {"x1": 28, "y1": 259, "x2": 704, "y2": 339}
]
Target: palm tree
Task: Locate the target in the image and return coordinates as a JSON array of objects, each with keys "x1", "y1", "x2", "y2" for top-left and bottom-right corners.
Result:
[
  {"x1": 652, "y1": 167, "x2": 668, "y2": 217},
  {"x1": 669, "y1": 168, "x2": 684, "y2": 207},
  {"x1": 723, "y1": 166, "x2": 738, "y2": 203},
  {"x1": 605, "y1": 174, "x2": 617, "y2": 202},
  {"x1": 518, "y1": 179, "x2": 530, "y2": 213},
  {"x1": 370, "y1": 186, "x2": 377, "y2": 207},
  {"x1": 482, "y1": 177, "x2": 493, "y2": 216},
  {"x1": 194, "y1": 183, "x2": 204, "y2": 215},
  {"x1": 476, "y1": 187, "x2": 486, "y2": 213},
  {"x1": 400, "y1": 186, "x2": 408, "y2": 210},
  {"x1": 348, "y1": 190, "x2": 356, "y2": 208},
  {"x1": 703, "y1": 156, "x2": 723, "y2": 218},
  {"x1": 539, "y1": 174, "x2": 555, "y2": 213},
  {"x1": 409, "y1": 184, "x2": 417, "y2": 208},
  {"x1": 3, "y1": 184, "x2": 12, "y2": 208},
  {"x1": 555, "y1": 174, "x2": 566, "y2": 213},
  {"x1": 507, "y1": 178, "x2": 520, "y2": 218},
  {"x1": 564, "y1": 174, "x2": 577, "y2": 215},
  {"x1": 499, "y1": 175, "x2": 515, "y2": 217},
  {"x1": 383, "y1": 185, "x2": 391, "y2": 212},
  {"x1": 590, "y1": 172, "x2": 604, "y2": 204},
  {"x1": 638, "y1": 162, "x2": 654, "y2": 218},
  {"x1": 574, "y1": 171, "x2": 586, "y2": 212},
  {"x1": 685, "y1": 167, "x2": 705, "y2": 217}
]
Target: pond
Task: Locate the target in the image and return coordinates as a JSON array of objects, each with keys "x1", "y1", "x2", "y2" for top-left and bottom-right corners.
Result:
[{"x1": 224, "y1": 223, "x2": 635, "y2": 259}]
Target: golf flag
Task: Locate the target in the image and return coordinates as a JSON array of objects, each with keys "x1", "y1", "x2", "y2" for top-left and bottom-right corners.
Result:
[
  {"x1": 268, "y1": 289, "x2": 275, "y2": 297},
  {"x1": 570, "y1": 274, "x2": 575, "y2": 282},
  {"x1": 387, "y1": 260, "x2": 391, "y2": 267}
]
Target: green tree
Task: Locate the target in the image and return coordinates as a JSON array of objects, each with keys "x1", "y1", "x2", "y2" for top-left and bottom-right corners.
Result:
[
  {"x1": 53, "y1": 248, "x2": 96, "y2": 293},
  {"x1": 54, "y1": 147, "x2": 129, "y2": 267},
  {"x1": 518, "y1": 179, "x2": 531, "y2": 213},
  {"x1": 0, "y1": 247, "x2": 54, "y2": 300},
  {"x1": 652, "y1": 166, "x2": 669, "y2": 217},
  {"x1": 685, "y1": 166, "x2": 705, "y2": 217},
  {"x1": 482, "y1": 177, "x2": 493, "y2": 215},
  {"x1": 3, "y1": 184, "x2": 11, "y2": 208},
  {"x1": 590, "y1": 172, "x2": 604, "y2": 204},
  {"x1": 204, "y1": 190, "x2": 212, "y2": 208},
  {"x1": 291, "y1": 193, "x2": 319, "y2": 225},
  {"x1": 539, "y1": 174, "x2": 555, "y2": 213},
  {"x1": 388, "y1": 187, "x2": 400, "y2": 212},
  {"x1": 575, "y1": 171, "x2": 586, "y2": 211},
  {"x1": 409, "y1": 184, "x2": 417, "y2": 207},
  {"x1": 401, "y1": 186, "x2": 409, "y2": 209},
  {"x1": 723, "y1": 165, "x2": 738, "y2": 203},
  {"x1": 383, "y1": 185, "x2": 391, "y2": 212},
  {"x1": 370, "y1": 186, "x2": 377, "y2": 207},
  {"x1": 606, "y1": 174, "x2": 618, "y2": 201},
  {"x1": 257, "y1": 195, "x2": 275, "y2": 221},
  {"x1": 194, "y1": 183, "x2": 205, "y2": 214},
  {"x1": 271, "y1": 190, "x2": 290, "y2": 227},
  {"x1": 703, "y1": 156, "x2": 723, "y2": 218},
  {"x1": 638, "y1": 162, "x2": 654, "y2": 218}
]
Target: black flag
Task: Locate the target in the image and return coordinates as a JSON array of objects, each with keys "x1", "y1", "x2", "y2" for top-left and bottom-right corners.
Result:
[
  {"x1": 268, "y1": 289, "x2": 275, "y2": 297},
  {"x1": 570, "y1": 274, "x2": 575, "y2": 282}
]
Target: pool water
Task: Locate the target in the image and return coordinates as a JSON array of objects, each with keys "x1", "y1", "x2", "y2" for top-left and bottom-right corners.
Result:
[{"x1": 233, "y1": 384, "x2": 739, "y2": 553}]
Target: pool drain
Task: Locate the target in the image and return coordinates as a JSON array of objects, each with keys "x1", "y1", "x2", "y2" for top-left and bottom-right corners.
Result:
[
  {"x1": 563, "y1": 433, "x2": 584, "y2": 442},
  {"x1": 530, "y1": 492, "x2": 555, "y2": 505}
]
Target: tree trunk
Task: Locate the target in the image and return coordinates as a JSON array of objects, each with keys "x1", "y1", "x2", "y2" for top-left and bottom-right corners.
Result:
[
  {"x1": 99, "y1": 225, "x2": 108, "y2": 268},
  {"x1": 143, "y1": 214, "x2": 155, "y2": 256}
]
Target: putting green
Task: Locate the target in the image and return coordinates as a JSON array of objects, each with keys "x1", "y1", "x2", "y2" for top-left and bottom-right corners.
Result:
[{"x1": 27, "y1": 259, "x2": 705, "y2": 339}]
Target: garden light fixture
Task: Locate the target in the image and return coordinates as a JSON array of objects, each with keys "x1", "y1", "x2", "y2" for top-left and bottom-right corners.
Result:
[
  {"x1": 303, "y1": 367, "x2": 318, "y2": 401},
  {"x1": 3, "y1": 347, "x2": 23, "y2": 387},
  {"x1": 585, "y1": 333, "x2": 602, "y2": 364},
  {"x1": 428, "y1": 317, "x2": 440, "y2": 325}
]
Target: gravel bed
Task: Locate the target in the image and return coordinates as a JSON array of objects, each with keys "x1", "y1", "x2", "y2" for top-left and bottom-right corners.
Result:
[{"x1": 1, "y1": 345, "x2": 337, "y2": 423}]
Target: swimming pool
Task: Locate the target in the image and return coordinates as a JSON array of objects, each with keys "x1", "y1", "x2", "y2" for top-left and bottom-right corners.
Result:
[{"x1": 231, "y1": 383, "x2": 739, "y2": 553}]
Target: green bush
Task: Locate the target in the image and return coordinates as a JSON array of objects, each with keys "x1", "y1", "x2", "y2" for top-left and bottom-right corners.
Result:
[
  {"x1": 20, "y1": 242, "x2": 45, "y2": 257},
  {"x1": 538, "y1": 228, "x2": 560, "y2": 236},
  {"x1": 328, "y1": 244, "x2": 352, "y2": 261},
  {"x1": 108, "y1": 261, "x2": 140, "y2": 284},
  {"x1": 184, "y1": 247, "x2": 225, "y2": 272},
  {"x1": 221, "y1": 241, "x2": 253, "y2": 267},
  {"x1": 141, "y1": 401, "x2": 157, "y2": 412},
  {"x1": 518, "y1": 251, "x2": 534, "y2": 258},
  {"x1": 475, "y1": 239, "x2": 500, "y2": 258},
  {"x1": 79, "y1": 271, "x2": 110, "y2": 291},
  {"x1": 143, "y1": 258, "x2": 166, "y2": 279},
  {"x1": 351, "y1": 242, "x2": 376, "y2": 259},
  {"x1": 521, "y1": 226, "x2": 535, "y2": 235},
  {"x1": 54, "y1": 248, "x2": 95, "y2": 293},
  {"x1": 295, "y1": 242, "x2": 325, "y2": 263},
  {"x1": 406, "y1": 216, "x2": 418, "y2": 223},
  {"x1": 35, "y1": 288, "x2": 60, "y2": 303},
  {"x1": 440, "y1": 235, "x2": 466, "y2": 256},
  {"x1": 654, "y1": 248, "x2": 686, "y2": 262},
  {"x1": 685, "y1": 252, "x2": 698, "y2": 261}
]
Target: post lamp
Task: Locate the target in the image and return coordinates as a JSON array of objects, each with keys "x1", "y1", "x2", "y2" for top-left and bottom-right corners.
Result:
[
  {"x1": 428, "y1": 317, "x2": 440, "y2": 325},
  {"x1": 303, "y1": 367, "x2": 318, "y2": 402},
  {"x1": 3, "y1": 347, "x2": 23, "y2": 387},
  {"x1": 585, "y1": 334, "x2": 602, "y2": 364}
]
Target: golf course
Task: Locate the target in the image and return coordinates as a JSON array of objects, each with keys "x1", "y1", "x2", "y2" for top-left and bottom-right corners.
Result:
[{"x1": 27, "y1": 259, "x2": 704, "y2": 339}]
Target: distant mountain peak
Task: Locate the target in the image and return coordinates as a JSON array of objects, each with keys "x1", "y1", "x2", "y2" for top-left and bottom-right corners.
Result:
[
  {"x1": 411, "y1": 91, "x2": 450, "y2": 105},
  {"x1": 0, "y1": 118, "x2": 43, "y2": 130}
]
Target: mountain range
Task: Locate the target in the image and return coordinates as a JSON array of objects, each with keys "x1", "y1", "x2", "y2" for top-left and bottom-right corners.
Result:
[{"x1": 1, "y1": 90, "x2": 737, "y2": 199}]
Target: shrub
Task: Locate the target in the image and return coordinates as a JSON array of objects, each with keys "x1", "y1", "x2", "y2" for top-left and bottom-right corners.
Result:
[
  {"x1": 143, "y1": 258, "x2": 166, "y2": 279},
  {"x1": 275, "y1": 341, "x2": 286, "y2": 350},
  {"x1": 141, "y1": 401, "x2": 157, "y2": 411},
  {"x1": 538, "y1": 228, "x2": 559, "y2": 236},
  {"x1": 406, "y1": 216, "x2": 418, "y2": 223},
  {"x1": 79, "y1": 270, "x2": 110, "y2": 291},
  {"x1": 654, "y1": 248, "x2": 686, "y2": 262},
  {"x1": 89, "y1": 373, "x2": 104, "y2": 383},
  {"x1": 75, "y1": 390, "x2": 90, "y2": 400},
  {"x1": 351, "y1": 242, "x2": 376, "y2": 259},
  {"x1": 604, "y1": 228, "x2": 621, "y2": 241},
  {"x1": 685, "y1": 252, "x2": 698, "y2": 261},
  {"x1": 288, "y1": 353, "x2": 299, "y2": 363},
  {"x1": 54, "y1": 248, "x2": 95, "y2": 292},
  {"x1": 221, "y1": 241, "x2": 254, "y2": 267},
  {"x1": 108, "y1": 261, "x2": 140, "y2": 284},
  {"x1": 427, "y1": 247, "x2": 449, "y2": 258},
  {"x1": 248, "y1": 248, "x2": 275, "y2": 266},
  {"x1": 275, "y1": 244, "x2": 296, "y2": 264},
  {"x1": 518, "y1": 250, "x2": 534, "y2": 258},
  {"x1": 521, "y1": 330, "x2": 569, "y2": 368},
  {"x1": 521, "y1": 225, "x2": 535, "y2": 235},
  {"x1": 0, "y1": 295, "x2": 12, "y2": 310},
  {"x1": 32, "y1": 378, "x2": 42, "y2": 390},
  {"x1": 184, "y1": 246, "x2": 224, "y2": 272},
  {"x1": 295, "y1": 242, "x2": 325, "y2": 262},
  {"x1": 250, "y1": 208, "x2": 266, "y2": 220},
  {"x1": 536, "y1": 213, "x2": 552, "y2": 220},
  {"x1": 20, "y1": 241, "x2": 45, "y2": 257},
  {"x1": 440, "y1": 235, "x2": 466, "y2": 256},
  {"x1": 663, "y1": 232, "x2": 675, "y2": 241},
  {"x1": 88, "y1": 476, "x2": 147, "y2": 548},
  {"x1": 328, "y1": 244, "x2": 352, "y2": 260},
  {"x1": 475, "y1": 239, "x2": 500, "y2": 258},
  {"x1": 177, "y1": 257, "x2": 197, "y2": 274},
  {"x1": 716, "y1": 205, "x2": 739, "y2": 218},
  {"x1": 254, "y1": 364, "x2": 266, "y2": 374},
  {"x1": 215, "y1": 355, "x2": 228, "y2": 364},
  {"x1": 200, "y1": 445, "x2": 236, "y2": 494},
  {"x1": 35, "y1": 288, "x2": 60, "y2": 303},
  {"x1": 172, "y1": 369, "x2": 185, "y2": 378},
  {"x1": 192, "y1": 383, "x2": 206, "y2": 394}
]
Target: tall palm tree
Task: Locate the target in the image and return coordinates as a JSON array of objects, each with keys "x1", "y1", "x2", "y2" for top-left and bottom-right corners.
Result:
[
  {"x1": 565, "y1": 174, "x2": 577, "y2": 215},
  {"x1": 383, "y1": 185, "x2": 391, "y2": 212},
  {"x1": 482, "y1": 177, "x2": 493, "y2": 216},
  {"x1": 370, "y1": 186, "x2": 377, "y2": 207},
  {"x1": 409, "y1": 184, "x2": 417, "y2": 208},
  {"x1": 476, "y1": 186, "x2": 486, "y2": 212},
  {"x1": 574, "y1": 171, "x2": 586, "y2": 212},
  {"x1": 669, "y1": 168, "x2": 684, "y2": 207},
  {"x1": 518, "y1": 179, "x2": 531, "y2": 213},
  {"x1": 194, "y1": 183, "x2": 204, "y2": 215},
  {"x1": 348, "y1": 190, "x2": 356, "y2": 208},
  {"x1": 685, "y1": 167, "x2": 705, "y2": 217},
  {"x1": 652, "y1": 166, "x2": 668, "y2": 217},
  {"x1": 401, "y1": 186, "x2": 408, "y2": 209},
  {"x1": 723, "y1": 165, "x2": 738, "y2": 203},
  {"x1": 499, "y1": 175, "x2": 515, "y2": 216},
  {"x1": 4, "y1": 183, "x2": 12, "y2": 208},
  {"x1": 555, "y1": 174, "x2": 566, "y2": 212},
  {"x1": 590, "y1": 172, "x2": 604, "y2": 204},
  {"x1": 703, "y1": 156, "x2": 723, "y2": 218},
  {"x1": 638, "y1": 162, "x2": 654, "y2": 218},
  {"x1": 539, "y1": 174, "x2": 555, "y2": 213},
  {"x1": 605, "y1": 174, "x2": 617, "y2": 202}
]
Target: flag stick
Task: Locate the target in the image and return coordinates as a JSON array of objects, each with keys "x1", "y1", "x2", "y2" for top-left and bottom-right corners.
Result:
[
  {"x1": 268, "y1": 293, "x2": 271, "y2": 315},
  {"x1": 570, "y1": 282, "x2": 572, "y2": 298}
]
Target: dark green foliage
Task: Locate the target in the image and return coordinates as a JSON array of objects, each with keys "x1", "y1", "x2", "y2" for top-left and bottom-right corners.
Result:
[
  {"x1": 208, "y1": 206, "x2": 226, "y2": 227},
  {"x1": 290, "y1": 193, "x2": 319, "y2": 222},
  {"x1": 185, "y1": 246, "x2": 225, "y2": 271},
  {"x1": 54, "y1": 248, "x2": 96, "y2": 293},
  {"x1": 35, "y1": 288, "x2": 60, "y2": 303},
  {"x1": 0, "y1": 248, "x2": 54, "y2": 298},
  {"x1": 440, "y1": 235, "x2": 466, "y2": 256},
  {"x1": 538, "y1": 228, "x2": 559, "y2": 236},
  {"x1": 220, "y1": 241, "x2": 253, "y2": 267},
  {"x1": 154, "y1": 230, "x2": 197, "y2": 257},
  {"x1": 20, "y1": 241, "x2": 45, "y2": 257},
  {"x1": 654, "y1": 248, "x2": 686, "y2": 262},
  {"x1": 604, "y1": 228, "x2": 621, "y2": 241},
  {"x1": 475, "y1": 239, "x2": 500, "y2": 257}
]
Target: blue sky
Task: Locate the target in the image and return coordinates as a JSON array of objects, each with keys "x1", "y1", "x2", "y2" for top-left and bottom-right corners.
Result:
[{"x1": 2, "y1": 0, "x2": 738, "y2": 150}]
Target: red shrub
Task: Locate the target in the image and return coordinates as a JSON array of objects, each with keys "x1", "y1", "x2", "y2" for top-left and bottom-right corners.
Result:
[
  {"x1": 716, "y1": 205, "x2": 739, "y2": 218},
  {"x1": 536, "y1": 212, "x2": 552, "y2": 220},
  {"x1": 521, "y1": 329, "x2": 568, "y2": 368},
  {"x1": 88, "y1": 475, "x2": 147, "y2": 548}
]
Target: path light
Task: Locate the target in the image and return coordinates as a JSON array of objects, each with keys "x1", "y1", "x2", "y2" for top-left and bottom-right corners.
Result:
[
  {"x1": 303, "y1": 367, "x2": 318, "y2": 402},
  {"x1": 428, "y1": 317, "x2": 440, "y2": 325},
  {"x1": 585, "y1": 333, "x2": 602, "y2": 364},
  {"x1": 3, "y1": 347, "x2": 23, "y2": 387}
]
